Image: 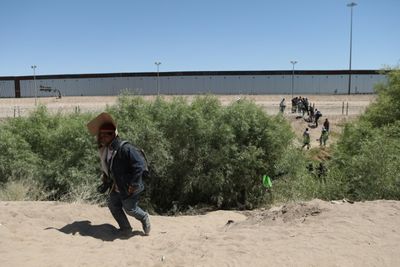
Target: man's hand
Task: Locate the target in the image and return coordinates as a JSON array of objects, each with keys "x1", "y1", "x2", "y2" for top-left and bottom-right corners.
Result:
[
  {"x1": 101, "y1": 173, "x2": 110, "y2": 183},
  {"x1": 128, "y1": 185, "x2": 138, "y2": 195}
]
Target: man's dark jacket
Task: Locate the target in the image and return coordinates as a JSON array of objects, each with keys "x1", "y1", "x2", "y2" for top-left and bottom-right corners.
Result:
[{"x1": 108, "y1": 137, "x2": 147, "y2": 199}]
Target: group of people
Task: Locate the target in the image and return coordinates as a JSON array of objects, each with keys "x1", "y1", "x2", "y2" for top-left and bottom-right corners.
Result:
[
  {"x1": 302, "y1": 118, "x2": 330, "y2": 149},
  {"x1": 291, "y1": 96, "x2": 310, "y2": 116},
  {"x1": 279, "y1": 97, "x2": 330, "y2": 149},
  {"x1": 280, "y1": 97, "x2": 323, "y2": 127},
  {"x1": 290, "y1": 96, "x2": 324, "y2": 126}
]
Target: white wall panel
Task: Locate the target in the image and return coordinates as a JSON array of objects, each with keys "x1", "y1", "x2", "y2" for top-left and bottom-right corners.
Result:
[
  {"x1": 0, "y1": 80, "x2": 15, "y2": 97},
  {"x1": 14, "y1": 73, "x2": 387, "y2": 97}
]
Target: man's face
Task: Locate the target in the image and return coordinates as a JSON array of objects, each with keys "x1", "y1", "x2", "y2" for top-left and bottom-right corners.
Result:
[{"x1": 98, "y1": 130, "x2": 115, "y2": 146}]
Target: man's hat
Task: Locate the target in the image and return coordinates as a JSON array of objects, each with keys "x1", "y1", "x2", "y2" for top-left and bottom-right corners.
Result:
[{"x1": 87, "y1": 112, "x2": 118, "y2": 136}]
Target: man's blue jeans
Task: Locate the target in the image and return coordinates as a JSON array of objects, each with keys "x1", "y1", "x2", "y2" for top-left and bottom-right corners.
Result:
[{"x1": 107, "y1": 190, "x2": 148, "y2": 230}]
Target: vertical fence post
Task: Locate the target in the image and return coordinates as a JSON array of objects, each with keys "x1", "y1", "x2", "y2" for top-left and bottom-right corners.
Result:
[
  {"x1": 13, "y1": 106, "x2": 16, "y2": 118},
  {"x1": 346, "y1": 102, "x2": 349, "y2": 116},
  {"x1": 342, "y1": 102, "x2": 344, "y2": 115}
]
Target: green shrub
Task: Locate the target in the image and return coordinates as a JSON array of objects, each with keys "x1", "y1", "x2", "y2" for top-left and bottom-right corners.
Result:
[
  {"x1": 271, "y1": 145, "x2": 322, "y2": 204},
  {"x1": 2, "y1": 106, "x2": 100, "y2": 200},
  {"x1": 0, "y1": 127, "x2": 39, "y2": 184},
  {"x1": 0, "y1": 95, "x2": 294, "y2": 212},
  {"x1": 362, "y1": 69, "x2": 400, "y2": 127},
  {"x1": 327, "y1": 69, "x2": 400, "y2": 201},
  {"x1": 108, "y1": 95, "x2": 294, "y2": 211},
  {"x1": 328, "y1": 121, "x2": 400, "y2": 200}
]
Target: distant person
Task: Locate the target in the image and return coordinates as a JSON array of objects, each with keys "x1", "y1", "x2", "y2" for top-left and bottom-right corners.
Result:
[
  {"x1": 306, "y1": 105, "x2": 315, "y2": 123},
  {"x1": 319, "y1": 127, "x2": 329, "y2": 147},
  {"x1": 304, "y1": 98, "x2": 310, "y2": 115},
  {"x1": 306, "y1": 162, "x2": 314, "y2": 173},
  {"x1": 300, "y1": 98, "x2": 308, "y2": 117},
  {"x1": 279, "y1": 98, "x2": 286, "y2": 113},
  {"x1": 314, "y1": 109, "x2": 322, "y2": 127},
  {"x1": 298, "y1": 98, "x2": 305, "y2": 117},
  {"x1": 316, "y1": 162, "x2": 327, "y2": 182},
  {"x1": 309, "y1": 105, "x2": 315, "y2": 119},
  {"x1": 87, "y1": 112, "x2": 151, "y2": 238},
  {"x1": 302, "y1": 128, "x2": 311, "y2": 150},
  {"x1": 291, "y1": 97, "x2": 297, "y2": 113},
  {"x1": 297, "y1": 96, "x2": 303, "y2": 114},
  {"x1": 323, "y1": 118, "x2": 330, "y2": 132}
]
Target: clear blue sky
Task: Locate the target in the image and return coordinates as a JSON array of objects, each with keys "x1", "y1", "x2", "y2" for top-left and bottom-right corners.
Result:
[{"x1": 1, "y1": 0, "x2": 399, "y2": 76}]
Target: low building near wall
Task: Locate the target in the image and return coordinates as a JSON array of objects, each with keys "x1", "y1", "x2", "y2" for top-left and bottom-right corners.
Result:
[{"x1": 0, "y1": 70, "x2": 387, "y2": 98}]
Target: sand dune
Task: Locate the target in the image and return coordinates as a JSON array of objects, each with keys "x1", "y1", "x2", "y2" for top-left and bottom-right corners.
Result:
[{"x1": 1, "y1": 199, "x2": 399, "y2": 267}]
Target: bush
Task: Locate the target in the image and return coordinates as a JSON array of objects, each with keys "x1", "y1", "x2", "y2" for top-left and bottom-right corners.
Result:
[
  {"x1": 328, "y1": 121, "x2": 400, "y2": 200},
  {"x1": 0, "y1": 128, "x2": 39, "y2": 184},
  {"x1": 270, "y1": 145, "x2": 322, "y2": 204},
  {"x1": 1, "y1": 106, "x2": 100, "y2": 200},
  {"x1": 362, "y1": 69, "x2": 400, "y2": 127},
  {"x1": 0, "y1": 95, "x2": 295, "y2": 212},
  {"x1": 327, "y1": 69, "x2": 400, "y2": 201},
  {"x1": 108, "y1": 95, "x2": 294, "y2": 211}
]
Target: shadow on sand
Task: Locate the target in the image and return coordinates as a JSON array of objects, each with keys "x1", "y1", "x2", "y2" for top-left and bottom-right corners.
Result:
[{"x1": 45, "y1": 220, "x2": 144, "y2": 241}]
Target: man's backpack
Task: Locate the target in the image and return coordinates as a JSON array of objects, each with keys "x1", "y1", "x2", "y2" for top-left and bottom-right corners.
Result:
[
  {"x1": 97, "y1": 141, "x2": 153, "y2": 194},
  {"x1": 119, "y1": 141, "x2": 152, "y2": 179}
]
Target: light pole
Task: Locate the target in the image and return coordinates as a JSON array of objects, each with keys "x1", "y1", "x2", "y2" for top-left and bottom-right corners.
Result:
[
  {"x1": 155, "y1": 61, "x2": 161, "y2": 95},
  {"x1": 290, "y1": 61, "x2": 297, "y2": 99},
  {"x1": 31, "y1": 65, "x2": 38, "y2": 105},
  {"x1": 347, "y1": 2, "x2": 357, "y2": 95}
]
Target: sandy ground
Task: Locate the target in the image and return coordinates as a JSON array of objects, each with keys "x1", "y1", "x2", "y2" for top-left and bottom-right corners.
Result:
[
  {"x1": 0, "y1": 199, "x2": 399, "y2": 267},
  {"x1": 0, "y1": 94, "x2": 375, "y2": 118}
]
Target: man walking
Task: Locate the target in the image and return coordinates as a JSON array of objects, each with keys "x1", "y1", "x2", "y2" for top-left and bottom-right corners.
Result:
[
  {"x1": 319, "y1": 127, "x2": 329, "y2": 147},
  {"x1": 279, "y1": 98, "x2": 286, "y2": 113},
  {"x1": 87, "y1": 112, "x2": 151, "y2": 237},
  {"x1": 302, "y1": 128, "x2": 311, "y2": 150},
  {"x1": 314, "y1": 109, "x2": 322, "y2": 127},
  {"x1": 323, "y1": 118, "x2": 330, "y2": 132}
]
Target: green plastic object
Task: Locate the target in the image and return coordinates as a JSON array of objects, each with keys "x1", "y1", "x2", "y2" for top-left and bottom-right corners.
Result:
[{"x1": 262, "y1": 175, "x2": 272, "y2": 188}]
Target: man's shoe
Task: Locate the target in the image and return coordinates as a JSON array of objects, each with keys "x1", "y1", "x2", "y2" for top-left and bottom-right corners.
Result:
[
  {"x1": 141, "y1": 215, "x2": 151, "y2": 236},
  {"x1": 117, "y1": 227, "x2": 133, "y2": 238}
]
